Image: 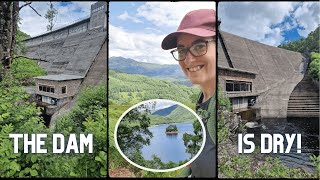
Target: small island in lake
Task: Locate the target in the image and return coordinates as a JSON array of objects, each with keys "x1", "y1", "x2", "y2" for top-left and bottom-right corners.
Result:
[{"x1": 165, "y1": 125, "x2": 178, "y2": 134}]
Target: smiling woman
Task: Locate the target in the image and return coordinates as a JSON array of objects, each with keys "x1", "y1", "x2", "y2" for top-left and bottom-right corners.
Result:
[
  {"x1": 109, "y1": 2, "x2": 216, "y2": 65},
  {"x1": 161, "y1": 9, "x2": 217, "y2": 178}
]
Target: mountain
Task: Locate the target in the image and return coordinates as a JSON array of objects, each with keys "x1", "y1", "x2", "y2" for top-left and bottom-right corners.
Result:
[
  {"x1": 148, "y1": 105, "x2": 196, "y2": 125},
  {"x1": 108, "y1": 70, "x2": 200, "y2": 105},
  {"x1": 152, "y1": 104, "x2": 178, "y2": 116},
  {"x1": 166, "y1": 105, "x2": 196, "y2": 121},
  {"x1": 109, "y1": 56, "x2": 192, "y2": 86}
]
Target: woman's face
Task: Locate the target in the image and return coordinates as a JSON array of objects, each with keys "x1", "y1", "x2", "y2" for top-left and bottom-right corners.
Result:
[{"x1": 177, "y1": 34, "x2": 216, "y2": 87}]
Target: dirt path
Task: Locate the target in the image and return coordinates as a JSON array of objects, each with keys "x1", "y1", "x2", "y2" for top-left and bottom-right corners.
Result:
[{"x1": 109, "y1": 167, "x2": 135, "y2": 178}]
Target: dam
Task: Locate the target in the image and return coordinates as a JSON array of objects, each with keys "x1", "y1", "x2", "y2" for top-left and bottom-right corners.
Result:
[
  {"x1": 218, "y1": 30, "x2": 318, "y2": 119},
  {"x1": 23, "y1": 1, "x2": 107, "y2": 126}
]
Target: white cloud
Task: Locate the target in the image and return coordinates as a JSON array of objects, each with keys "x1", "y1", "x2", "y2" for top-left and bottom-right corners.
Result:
[
  {"x1": 136, "y1": 2, "x2": 216, "y2": 28},
  {"x1": 219, "y1": 2, "x2": 295, "y2": 46},
  {"x1": 118, "y1": 11, "x2": 143, "y2": 23},
  {"x1": 280, "y1": 19, "x2": 298, "y2": 31},
  {"x1": 109, "y1": 24, "x2": 176, "y2": 65},
  {"x1": 219, "y1": 2, "x2": 319, "y2": 46},
  {"x1": 260, "y1": 28, "x2": 285, "y2": 46},
  {"x1": 294, "y1": 2, "x2": 320, "y2": 37},
  {"x1": 109, "y1": 2, "x2": 217, "y2": 64},
  {"x1": 19, "y1": 1, "x2": 94, "y2": 37}
]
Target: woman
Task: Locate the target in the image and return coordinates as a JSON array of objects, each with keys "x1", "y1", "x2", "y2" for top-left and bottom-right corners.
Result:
[{"x1": 161, "y1": 9, "x2": 217, "y2": 177}]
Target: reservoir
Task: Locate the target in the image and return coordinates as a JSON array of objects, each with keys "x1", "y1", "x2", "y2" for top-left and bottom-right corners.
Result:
[{"x1": 141, "y1": 122, "x2": 195, "y2": 163}]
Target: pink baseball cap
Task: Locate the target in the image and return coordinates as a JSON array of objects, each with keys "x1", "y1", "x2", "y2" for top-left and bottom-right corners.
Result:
[{"x1": 161, "y1": 9, "x2": 216, "y2": 50}]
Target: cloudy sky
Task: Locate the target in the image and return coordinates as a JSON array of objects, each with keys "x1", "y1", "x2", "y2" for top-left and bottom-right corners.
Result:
[
  {"x1": 19, "y1": 2, "x2": 318, "y2": 65},
  {"x1": 219, "y1": 2, "x2": 319, "y2": 47},
  {"x1": 19, "y1": 2, "x2": 94, "y2": 37},
  {"x1": 109, "y1": 2, "x2": 216, "y2": 65}
]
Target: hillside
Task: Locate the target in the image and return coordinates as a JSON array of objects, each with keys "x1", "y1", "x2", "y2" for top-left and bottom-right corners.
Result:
[
  {"x1": 109, "y1": 57, "x2": 192, "y2": 86},
  {"x1": 152, "y1": 104, "x2": 178, "y2": 116},
  {"x1": 148, "y1": 105, "x2": 196, "y2": 126},
  {"x1": 108, "y1": 70, "x2": 200, "y2": 105},
  {"x1": 166, "y1": 105, "x2": 196, "y2": 122}
]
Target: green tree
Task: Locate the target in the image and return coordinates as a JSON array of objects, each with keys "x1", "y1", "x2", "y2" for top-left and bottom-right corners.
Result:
[
  {"x1": 166, "y1": 125, "x2": 178, "y2": 132},
  {"x1": 45, "y1": 2, "x2": 58, "y2": 31},
  {"x1": 10, "y1": 57, "x2": 47, "y2": 85},
  {"x1": 183, "y1": 120, "x2": 203, "y2": 158},
  {"x1": 308, "y1": 52, "x2": 320, "y2": 80},
  {"x1": 15, "y1": 29, "x2": 30, "y2": 55},
  {"x1": 117, "y1": 104, "x2": 154, "y2": 162},
  {"x1": 278, "y1": 26, "x2": 319, "y2": 54},
  {"x1": 0, "y1": 59, "x2": 48, "y2": 178}
]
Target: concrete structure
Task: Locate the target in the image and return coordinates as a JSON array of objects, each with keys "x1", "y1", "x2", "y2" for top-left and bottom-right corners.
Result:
[
  {"x1": 287, "y1": 75, "x2": 319, "y2": 117},
  {"x1": 218, "y1": 30, "x2": 317, "y2": 119},
  {"x1": 23, "y1": 1, "x2": 107, "y2": 123},
  {"x1": 34, "y1": 74, "x2": 83, "y2": 115}
]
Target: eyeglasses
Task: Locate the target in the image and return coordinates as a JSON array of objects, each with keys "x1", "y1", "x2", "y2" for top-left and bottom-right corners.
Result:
[{"x1": 170, "y1": 39, "x2": 215, "y2": 61}]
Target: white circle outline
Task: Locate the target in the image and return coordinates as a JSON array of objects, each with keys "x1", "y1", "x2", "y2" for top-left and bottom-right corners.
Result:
[{"x1": 114, "y1": 99, "x2": 206, "y2": 173}]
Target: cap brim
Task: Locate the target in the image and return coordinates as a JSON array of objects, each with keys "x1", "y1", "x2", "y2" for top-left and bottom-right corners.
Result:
[{"x1": 161, "y1": 28, "x2": 216, "y2": 50}]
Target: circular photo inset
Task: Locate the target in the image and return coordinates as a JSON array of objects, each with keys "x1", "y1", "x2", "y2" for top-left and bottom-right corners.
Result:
[{"x1": 114, "y1": 99, "x2": 206, "y2": 172}]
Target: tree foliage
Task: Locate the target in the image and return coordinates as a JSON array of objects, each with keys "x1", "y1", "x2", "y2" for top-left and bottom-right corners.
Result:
[
  {"x1": 0, "y1": 59, "x2": 48, "y2": 177},
  {"x1": 308, "y1": 52, "x2": 320, "y2": 81},
  {"x1": 0, "y1": 57, "x2": 107, "y2": 177},
  {"x1": 278, "y1": 26, "x2": 319, "y2": 54},
  {"x1": 15, "y1": 29, "x2": 30, "y2": 55},
  {"x1": 10, "y1": 57, "x2": 47, "y2": 85},
  {"x1": 108, "y1": 70, "x2": 200, "y2": 105},
  {"x1": 117, "y1": 104, "x2": 153, "y2": 162},
  {"x1": 182, "y1": 120, "x2": 203, "y2": 158},
  {"x1": 45, "y1": 2, "x2": 58, "y2": 32},
  {"x1": 165, "y1": 125, "x2": 178, "y2": 132}
]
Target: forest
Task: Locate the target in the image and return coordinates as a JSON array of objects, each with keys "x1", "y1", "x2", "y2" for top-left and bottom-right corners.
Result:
[
  {"x1": 108, "y1": 72, "x2": 202, "y2": 177},
  {"x1": 108, "y1": 70, "x2": 200, "y2": 105}
]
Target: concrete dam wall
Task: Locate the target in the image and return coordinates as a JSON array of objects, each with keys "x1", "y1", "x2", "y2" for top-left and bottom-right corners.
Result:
[
  {"x1": 24, "y1": 26, "x2": 106, "y2": 78},
  {"x1": 218, "y1": 31, "x2": 309, "y2": 118}
]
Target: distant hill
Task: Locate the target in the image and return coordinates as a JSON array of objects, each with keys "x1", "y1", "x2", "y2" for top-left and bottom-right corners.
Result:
[
  {"x1": 167, "y1": 105, "x2": 196, "y2": 121},
  {"x1": 278, "y1": 26, "x2": 319, "y2": 54},
  {"x1": 152, "y1": 104, "x2": 178, "y2": 116},
  {"x1": 109, "y1": 56, "x2": 192, "y2": 86},
  {"x1": 148, "y1": 105, "x2": 196, "y2": 126},
  {"x1": 108, "y1": 70, "x2": 200, "y2": 105}
]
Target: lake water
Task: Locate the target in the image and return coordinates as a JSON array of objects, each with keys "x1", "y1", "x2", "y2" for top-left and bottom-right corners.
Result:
[
  {"x1": 247, "y1": 118, "x2": 319, "y2": 173},
  {"x1": 141, "y1": 122, "x2": 194, "y2": 163}
]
